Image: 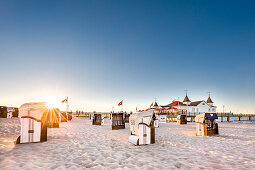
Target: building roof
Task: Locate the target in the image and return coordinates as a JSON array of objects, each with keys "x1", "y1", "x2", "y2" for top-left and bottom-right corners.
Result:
[
  {"x1": 189, "y1": 101, "x2": 203, "y2": 106},
  {"x1": 207, "y1": 96, "x2": 213, "y2": 103},
  {"x1": 183, "y1": 95, "x2": 191, "y2": 102},
  {"x1": 163, "y1": 102, "x2": 186, "y2": 107},
  {"x1": 163, "y1": 100, "x2": 205, "y2": 107},
  {"x1": 154, "y1": 102, "x2": 158, "y2": 107}
]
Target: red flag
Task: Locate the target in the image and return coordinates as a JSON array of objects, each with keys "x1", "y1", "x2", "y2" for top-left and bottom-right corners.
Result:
[
  {"x1": 118, "y1": 100, "x2": 123, "y2": 106},
  {"x1": 172, "y1": 99, "x2": 179, "y2": 104},
  {"x1": 136, "y1": 107, "x2": 137, "y2": 112},
  {"x1": 62, "y1": 98, "x2": 68, "y2": 103}
]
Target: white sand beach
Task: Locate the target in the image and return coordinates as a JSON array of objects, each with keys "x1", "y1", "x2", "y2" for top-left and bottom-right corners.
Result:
[{"x1": 0, "y1": 117, "x2": 254, "y2": 170}]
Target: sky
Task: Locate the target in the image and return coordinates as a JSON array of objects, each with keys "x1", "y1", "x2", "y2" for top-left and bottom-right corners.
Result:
[{"x1": 0, "y1": 0, "x2": 255, "y2": 113}]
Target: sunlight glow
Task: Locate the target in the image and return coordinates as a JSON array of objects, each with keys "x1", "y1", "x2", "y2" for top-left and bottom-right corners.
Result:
[{"x1": 44, "y1": 96, "x2": 62, "y2": 109}]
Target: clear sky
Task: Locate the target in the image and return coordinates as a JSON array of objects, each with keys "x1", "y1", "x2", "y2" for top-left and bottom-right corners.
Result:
[{"x1": 0, "y1": 0, "x2": 255, "y2": 113}]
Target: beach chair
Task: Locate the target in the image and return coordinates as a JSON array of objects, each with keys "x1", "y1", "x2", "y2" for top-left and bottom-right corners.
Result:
[
  {"x1": 16, "y1": 102, "x2": 49, "y2": 144},
  {"x1": 92, "y1": 114, "x2": 102, "y2": 125},
  {"x1": 195, "y1": 113, "x2": 219, "y2": 136},
  {"x1": 7, "y1": 111, "x2": 13, "y2": 118},
  {"x1": 111, "y1": 113, "x2": 125, "y2": 130},
  {"x1": 124, "y1": 114, "x2": 130, "y2": 123},
  {"x1": 60, "y1": 111, "x2": 68, "y2": 122},
  {"x1": 46, "y1": 108, "x2": 60, "y2": 128},
  {"x1": 177, "y1": 114, "x2": 187, "y2": 125},
  {"x1": 67, "y1": 112, "x2": 73, "y2": 121},
  {"x1": 128, "y1": 110, "x2": 155, "y2": 145},
  {"x1": 0, "y1": 106, "x2": 7, "y2": 118}
]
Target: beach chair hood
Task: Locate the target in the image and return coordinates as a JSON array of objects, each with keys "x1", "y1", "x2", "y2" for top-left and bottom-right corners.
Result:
[
  {"x1": 129, "y1": 110, "x2": 154, "y2": 136},
  {"x1": 19, "y1": 102, "x2": 47, "y2": 121},
  {"x1": 205, "y1": 113, "x2": 218, "y2": 120},
  {"x1": 195, "y1": 113, "x2": 218, "y2": 123}
]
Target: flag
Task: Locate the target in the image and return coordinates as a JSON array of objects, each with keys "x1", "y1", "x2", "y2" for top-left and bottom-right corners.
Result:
[
  {"x1": 150, "y1": 102, "x2": 153, "y2": 107},
  {"x1": 118, "y1": 100, "x2": 123, "y2": 106},
  {"x1": 62, "y1": 98, "x2": 68, "y2": 103},
  {"x1": 136, "y1": 107, "x2": 138, "y2": 112},
  {"x1": 172, "y1": 99, "x2": 179, "y2": 104}
]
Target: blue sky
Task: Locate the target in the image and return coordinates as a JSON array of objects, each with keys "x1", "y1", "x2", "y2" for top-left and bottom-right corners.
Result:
[{"x1": 0, "y1": 0, "x2": 255, "y2": 113}]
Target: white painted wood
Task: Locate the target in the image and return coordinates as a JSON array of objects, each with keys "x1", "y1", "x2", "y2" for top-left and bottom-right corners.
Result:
[
  {"x1": 129, "y1": 110, "x2": 154, "y2": 145},
  {"x1": 19, "y1": 103, "x2": 47, "y2": 143},
  {"x1": 7, "y1": 112, "x2": 12, "y2": 118},
  {"x1": 196, "y1": 122, "x2": 207, "y2": 136},
  {"x1": 101, "y1": 115, "x2": 105, "y2": 125},
  {"x1": 196, "y1": 123, "x2": 202, "y2": 136},
  {"x1": 201, "y1": 123, "x2": 205, "y2": 136},
  {"x1": 142, "y1": 117, "x2": 151, "y2": 125},
  {"x1": 154, "y1": 119, "x2": 159, "y2": 128},
  {"x1": 128, "y1": 135, "x2": 139, "y2": 145},
  {"x1": 177, "y1": 100, "x2": 217, "y2": 115},
  {"x1": 138, "y1": 124, "x2": 151, "y2": 145},
  {"x1": 7, "y1": 107, "x2": 14, "y2": 118},
  {"x1": 33, "y1": 120, "x2": 41, "y2": 142},
  {"x1": 129, "y1": 110, "x2": 154, "y2": 136},
  {"x1": 20, "y1": 118, "x2": 41, "y2": 143},
  {"x1": 20, "y1": 118, "x2": 29, "y2": 143}
]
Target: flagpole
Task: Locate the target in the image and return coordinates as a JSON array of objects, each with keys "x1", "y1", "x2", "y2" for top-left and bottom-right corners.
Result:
[
  {"x1": 66, "y1": 96, "x2": 69, "y2": 120},
  {"x1": 178, "y1": 97, "x2": 180, "y2": 115},
  {"x1": 122, "y1": 100, "x2": 123, "y2": 113}
]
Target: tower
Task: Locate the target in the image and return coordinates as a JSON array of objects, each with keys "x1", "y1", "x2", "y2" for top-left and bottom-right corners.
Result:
[
  {"x1": 153, "y1": 97, "x2": 158, "y2": 108},
  {"x1": 154, "y1": 101, "x2": 158, "y2": 108},
  {"x1": 206, "y1": 93, "x2": 214, "y2": 106},
  {"x1": 183, "y1": 90, "x2": 191, "y2": 105}
]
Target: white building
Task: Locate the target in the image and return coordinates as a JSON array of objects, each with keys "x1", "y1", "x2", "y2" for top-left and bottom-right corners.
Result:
[{"x1": 164, "y1": 95, "x2": 217, "y2": 115}]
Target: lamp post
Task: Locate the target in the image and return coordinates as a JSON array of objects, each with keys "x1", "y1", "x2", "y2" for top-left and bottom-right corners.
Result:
[{"x1": 222, "y1": 105, "x2": 225, "y2": 122}]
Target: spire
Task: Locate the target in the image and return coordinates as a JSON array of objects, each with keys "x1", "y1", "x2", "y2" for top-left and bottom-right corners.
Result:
[
  {"x1": 183, "y1": 89, "x2": 191, "y2": 102},
  {"x1": 207, "y1": 92, "x2": 213, "y2": 103},
  {"x1": 207, "y1": 96, "x2": 213, "y2": 103},
  {"x1": 154, "y1": 102, "x2": 158, "y2": 107},
  {"x1": 183, "y1": 90, "x2": 191, "y2": 105},
  {"x1": 153, "y1": 97, "x2": 158, "y2": 107},
  {"x1": 183, "y1": 95, "x2": 191, "y2": 102}
]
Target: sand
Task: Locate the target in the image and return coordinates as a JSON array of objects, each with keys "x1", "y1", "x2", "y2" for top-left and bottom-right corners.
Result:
[{"x1": 0, "y1": 117, "x2": 255, "y2": 170}]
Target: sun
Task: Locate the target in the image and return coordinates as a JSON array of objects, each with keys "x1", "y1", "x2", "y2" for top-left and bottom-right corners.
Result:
[
  {"x1": 46, "y1": 100, "x2": 59, "y2": 108},
  {"x1": 45, "y1": 97, "x2": 61, "y2": 109}
]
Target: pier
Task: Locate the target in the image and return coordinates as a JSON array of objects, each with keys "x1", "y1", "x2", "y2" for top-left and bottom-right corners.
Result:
[
  {"x1": 185, "y1": 112, "x2": 255, "y2": 122},
  {"x1": 159, "y1": 111, "x2": 255, "y2": 122},
  {"x1": 216, "y1": 112, "x2": 255, "y2": 122},
  {"x1": 73, "y1": 112, "x2": 255, "y2": 122}
]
